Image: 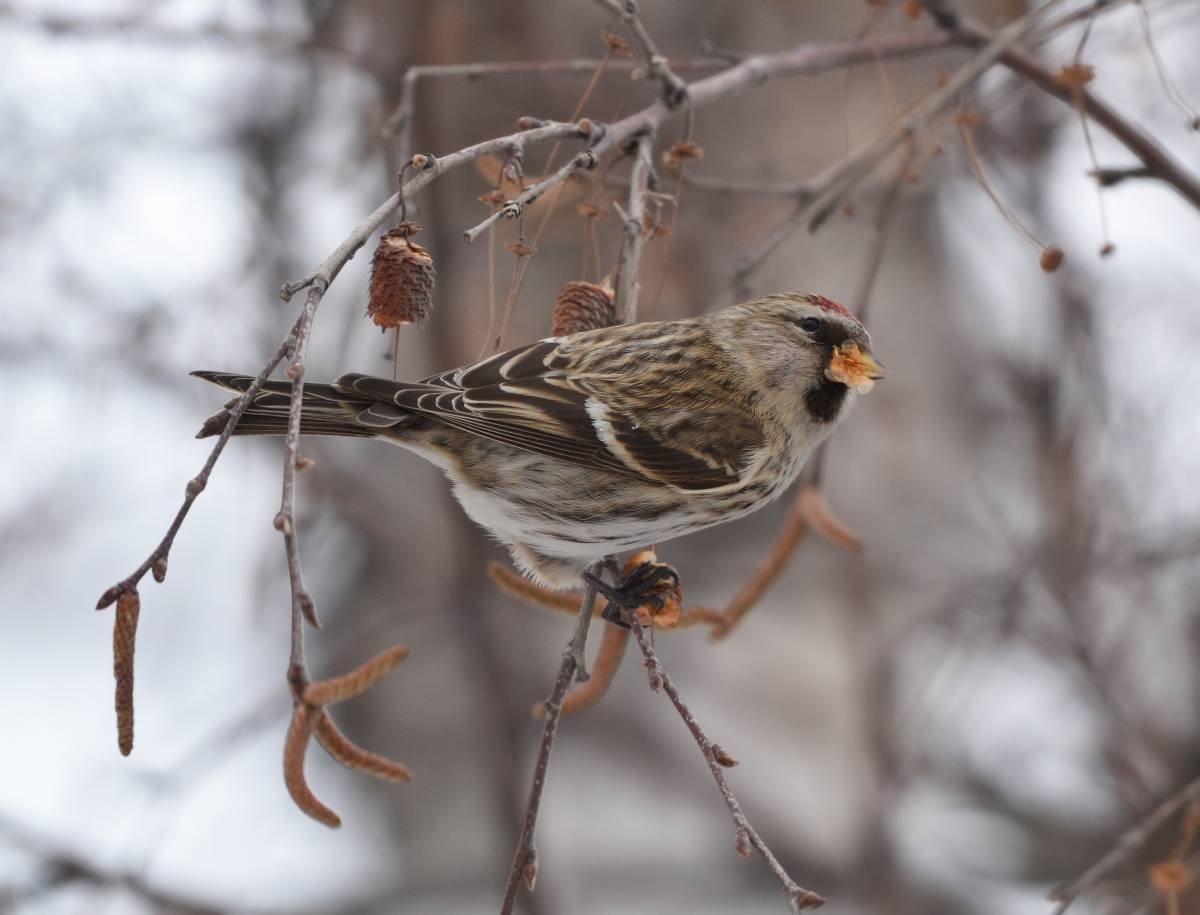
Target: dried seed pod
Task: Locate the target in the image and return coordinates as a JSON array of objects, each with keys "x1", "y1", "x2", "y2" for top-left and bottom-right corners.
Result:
[
  {"x1": 602, "y1": 30, "x2": 633, "y2": 57},
  {"x1": 662, "y1": 140, "x2": 704, "y2": 175},
  {"x1": 1039, "y1": 246, "x2": 1065, "y2": 272},
  {"x1": 367, "y1": 222, "x2": 436, "y2": 330},
  {"x1": 1056, "y1": 63, "x2": 1096, "y2": 89},
  {"x1": 551, "y1": 281, "x2": 617, "y2": 336},
  {"x1": 1149, "y1": 859, "x2": 1193, "y2": 894}
]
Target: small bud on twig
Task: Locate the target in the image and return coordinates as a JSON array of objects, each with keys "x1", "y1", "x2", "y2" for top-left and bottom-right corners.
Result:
[
  {"x1": 298, "y1": 592, "x2": 320, "y2": 629},
  {"x1": 735, "y1": 828, "x2": 752, "y2": 858},
  {"x1": 644, "y1": 657, "x2": 664, "y2": 692},
  {"x1": 522, "y1": 847, "x2": 539, "y2": 891},
  {"x1": 96, "y1": 583, "x2": 122, "y2": 610},
  {"x1": 711, "y1": 744, "x2": 739, "y2": 768}
]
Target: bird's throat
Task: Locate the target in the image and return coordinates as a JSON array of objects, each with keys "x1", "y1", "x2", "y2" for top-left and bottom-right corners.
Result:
[{"x1": 804, "y1": 376, "x2": 850, "y2": 424}]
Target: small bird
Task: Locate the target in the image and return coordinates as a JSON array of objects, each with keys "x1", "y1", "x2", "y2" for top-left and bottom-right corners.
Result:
[{"x1": 195, "y1": 292, "x2": 882, "y2": 598}]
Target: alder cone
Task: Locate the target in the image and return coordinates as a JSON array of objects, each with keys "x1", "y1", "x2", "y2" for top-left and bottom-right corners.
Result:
[
  {"x1": 551, "y1": 281, "x2": 616, "y2": 336},
  {"x1": 368, "y1": 223, "x2": 436, "y2": 329}
]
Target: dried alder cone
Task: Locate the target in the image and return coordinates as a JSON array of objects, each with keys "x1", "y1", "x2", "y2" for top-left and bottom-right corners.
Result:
[
  {"x1": 551, "y1": 280, "x2": 617, "y2": 336},
  {"x1": 367, "y1": 221, "x2": 436, "y2": 329}
]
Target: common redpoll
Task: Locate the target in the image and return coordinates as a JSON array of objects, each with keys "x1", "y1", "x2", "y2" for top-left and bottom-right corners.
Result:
[{"x1": 195, "y1": 292, "x2": 883, "y2": 589}]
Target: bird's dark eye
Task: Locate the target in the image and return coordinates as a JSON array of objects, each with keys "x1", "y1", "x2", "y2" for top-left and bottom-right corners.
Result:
[{"x1": 799, "y1": 317, "x2": 821, "y2": 333}]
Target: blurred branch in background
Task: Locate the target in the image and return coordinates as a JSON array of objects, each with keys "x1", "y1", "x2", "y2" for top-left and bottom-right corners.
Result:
[{"x1": 4, "y1": 0, "x2": 1200, "y2": 913}]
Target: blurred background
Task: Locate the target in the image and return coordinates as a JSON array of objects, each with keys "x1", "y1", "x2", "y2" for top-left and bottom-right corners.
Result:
[{"x1": 3, "y1": 1, "x2": 1200, "y2": 913}]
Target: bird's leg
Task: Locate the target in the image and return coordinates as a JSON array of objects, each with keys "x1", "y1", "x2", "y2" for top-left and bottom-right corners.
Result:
[{"x1": 584, "y1": 558, "x2": 681, "y2": 629}]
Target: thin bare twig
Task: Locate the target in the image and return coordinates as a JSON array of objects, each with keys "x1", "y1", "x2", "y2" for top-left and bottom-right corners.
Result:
[
  {"x1": 297, "y1": 31, "x2": 959, "y2": 309},
  {"x1": 500, "y1": 563, "x2": 604, "y2": 915},
  {"x1": 463, "y1": 140, "x2": 599, "y2": 243},
  {"x1": 1090, "y1": 165, "x2": 1154, "y2": 187},
  {"x1": 379, "y1": 57, "x2": 730, "y2": 145},
  {"x1": 281, "y1": 120, "x2": 586, "y2": 301},
  {"x1": 534, "y1": 623, "x2": 630, "y2": 720},
  {"x1": 94, "y1": 326, "x2": 298, "y2": 753},
  {"x1": 95, "y1": 327, "x2": 298, "y2": 613},
  {"x1": 277, "y1": 282, "x2": 326, "y2": 659},
  {"x1": 592, "y1": 0, "x2": 688, "y2": 107},
  {"x1": 623, "y1": 607, "x2": 825, "y2": 911},
  {"x1": 736, "y1": 0, "x2": 1200, "y2": 289},
  {"x1": 1050, "y1": 772, "x2": 1200, "y2": 914}
]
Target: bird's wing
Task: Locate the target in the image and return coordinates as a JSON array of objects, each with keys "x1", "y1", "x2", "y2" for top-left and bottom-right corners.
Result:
[{"x1": 336, "y1": 325, "x2": 765, "y2": 491}]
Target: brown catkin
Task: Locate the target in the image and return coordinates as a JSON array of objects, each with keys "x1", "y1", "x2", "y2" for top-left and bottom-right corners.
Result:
[
  {"x1": 301, "y1": 644, "x2": 410, "y2": 707},
  {"x1": 283, "y1": 703, "x2": 342, "y2": 828},
  {"x1": 113, "y1": 588, "x2": 140, "y2": 756},
  {"x1": 367, "y1": 222, "x2": 436, "y2": 329},
  {"x1": 314, "y1": 713, "x2": 413, "y2": 783},
  {"x1": 551, "y1": 281, "x2": 616, "y2": 336}
]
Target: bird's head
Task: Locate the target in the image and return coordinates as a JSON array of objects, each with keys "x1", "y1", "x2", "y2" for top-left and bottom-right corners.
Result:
[{"x1": 713, "y1": 292, "x2": 885, "y2": 427}]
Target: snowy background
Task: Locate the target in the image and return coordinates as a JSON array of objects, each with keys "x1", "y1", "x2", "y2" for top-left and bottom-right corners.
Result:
[{"x1": 2, "y1": 1, "x2": 1200, "y2": 914}]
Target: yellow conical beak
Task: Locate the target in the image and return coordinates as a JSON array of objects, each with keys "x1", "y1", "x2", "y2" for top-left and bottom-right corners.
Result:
[{"x1": 825, "y1": 341, "x2": 885, "y2": 394}]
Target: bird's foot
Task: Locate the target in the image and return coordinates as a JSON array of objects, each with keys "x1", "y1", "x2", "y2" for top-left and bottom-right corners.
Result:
[{"x1": 584, "y1": 552, "x2": 683, "y2": 629}]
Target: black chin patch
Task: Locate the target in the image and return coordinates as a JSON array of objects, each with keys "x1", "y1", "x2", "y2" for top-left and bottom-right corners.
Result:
[{"x1": 805, "y1": 376, "x2": 849, "y2": 424}]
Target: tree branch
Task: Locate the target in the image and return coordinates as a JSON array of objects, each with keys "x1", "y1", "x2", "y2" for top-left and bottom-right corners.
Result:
[
  {"x1": 500, "y1": 565, "x2": 603, "y2": 914},
  {"x1": 734, "y1": 0, "x2": 1070, "y2": 288},
  {"x1": 623, "y1": 608, "x2": 825, "y2": 911},
  {"x1": 592, "y1": 0, "x2": 688, "y2": 107},
  {"x1": 963, "y1": 22, "x2": 1200, "y2": 211},
  {"x1": 614, "y1": 132, "x2": 655, "y2": 323},
  {"x1": 463, "y1": 139, "x2": 600, "y2": 243},
  {"x1": 280, "y1": 120, "x2": 587, "y2": 300}
]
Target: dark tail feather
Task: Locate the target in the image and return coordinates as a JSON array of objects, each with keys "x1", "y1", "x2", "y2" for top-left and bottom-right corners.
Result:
[{"x1": 191, "y1": 370, "x2": 379, "y2": 440}]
